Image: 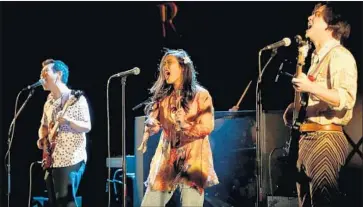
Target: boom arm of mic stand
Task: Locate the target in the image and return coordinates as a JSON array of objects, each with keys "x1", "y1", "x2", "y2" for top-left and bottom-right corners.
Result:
[
  {"x1": 8, "y1": 90, "x2": 35, "y2": 131},
  {"x1": 255, "y1": 48, "x2": 278, "y2": 206},
  {"x1": 258, "y1": 48, "x2": 278, "y2": 83}
]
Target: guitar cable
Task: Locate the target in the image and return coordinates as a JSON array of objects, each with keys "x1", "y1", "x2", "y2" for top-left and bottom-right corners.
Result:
[
  {"x1": 28, "y1": 161, "x2": 42, "y2": 207},
  {"x1": 268, "y1": 147, "x2": 284, "y2": 196}
]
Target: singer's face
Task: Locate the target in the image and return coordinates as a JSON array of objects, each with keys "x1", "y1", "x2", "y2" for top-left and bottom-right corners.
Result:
[
  {"x1": 40, "y1": 64, "x2": 58, "y2": 91},
  {"x1": 162, "y1": 55, "x2": 183, "y2": 85},
  {"x1": 306, "y1": 5, "x2": 329, "y2": 39}
]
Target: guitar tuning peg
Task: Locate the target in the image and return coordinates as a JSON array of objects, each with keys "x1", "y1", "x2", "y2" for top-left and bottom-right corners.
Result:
[
  {"x1": 295, "y1": 34, "x2": 311, "y2": 47},
  {"x1": 71, "y1": 90, "x2": 84, "y2": 98},
  {"x1": 294, "y1": 35, "x2": 303, "y2": 43}
]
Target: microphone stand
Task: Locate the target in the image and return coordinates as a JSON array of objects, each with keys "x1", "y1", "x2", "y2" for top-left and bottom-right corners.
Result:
[
  {"x1": 255, "y1": 48, "x2": 278, "y2": 207},
  {"x1": 5, "y1": 89, "x2": 35, "y2": 207},
  {"x1": 106, "y1": 76, "x2": 128, "y2": 207},
  {"x1": 121, "y1": 76, "x2": 127, "y2": 207},
  {"x1": 106, "y1": 73, "x2": 136, "y2": 207}
]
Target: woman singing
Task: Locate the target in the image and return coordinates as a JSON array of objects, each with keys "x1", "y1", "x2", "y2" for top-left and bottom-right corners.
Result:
[{"x1": 138, "y1": 49, "x2": 219, "y2": 207}]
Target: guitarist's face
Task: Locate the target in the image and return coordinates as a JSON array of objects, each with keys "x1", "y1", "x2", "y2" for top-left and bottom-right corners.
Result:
[
  {"x1": 40, "y1": 64, "x2": 62, "y2": 91},
  {"x1": 306, "y1": 5, "x2": 330, "y2": 41}
]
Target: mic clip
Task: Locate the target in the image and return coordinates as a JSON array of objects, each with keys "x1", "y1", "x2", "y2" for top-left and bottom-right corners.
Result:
[
  {"x1": 132, "y1": 98, "x2": 150, "y2": 111},
  {"x1": 275, "y1": 60, "x2": 294, "y2": 83}
]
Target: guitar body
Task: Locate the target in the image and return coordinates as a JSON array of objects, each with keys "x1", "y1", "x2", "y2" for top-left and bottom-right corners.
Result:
[
  {"x1": 286, "y1": 92, "x2": 309, "y2": 166},
  {"x1": 42, "y1": 121, "x2": 56, "y2": 170},
  {"x1": 42, "y1": 139, "x2": 56, "y2": 170},
  {"x1": 40, "y1": 90, "x2": 84, "y2": 170},
  {"x1": 275, "y1": 36, "x2": 310, "y2": 196}
]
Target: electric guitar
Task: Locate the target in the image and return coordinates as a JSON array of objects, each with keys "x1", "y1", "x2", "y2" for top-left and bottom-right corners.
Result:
[
  {"x1": 284, "y1": 35, "x2": 310, "y2": 164},
  {"x1": 41, "y1": 90, "x2": 83, "y2": 170}
]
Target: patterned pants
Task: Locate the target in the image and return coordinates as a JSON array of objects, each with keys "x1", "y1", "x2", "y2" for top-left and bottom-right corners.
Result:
[{"x1": 296, "y1": 131, "x2": 349, "y2": 207}]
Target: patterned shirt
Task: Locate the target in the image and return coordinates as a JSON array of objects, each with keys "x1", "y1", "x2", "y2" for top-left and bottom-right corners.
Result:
[
  {"x1": 306, "y1": 39, "x2": 358, "y2": 125},
  {"x1": 40, "y1": 90, "x2": 91, "y2": 168},
  {"x1": 143, "y1": 85, "x2": 219, "y2": 194}
]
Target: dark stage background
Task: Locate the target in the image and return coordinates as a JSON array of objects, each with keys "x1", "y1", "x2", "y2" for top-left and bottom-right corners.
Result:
[{"x1": 1, "y1": 1, "x2": 362, "y2": 207}]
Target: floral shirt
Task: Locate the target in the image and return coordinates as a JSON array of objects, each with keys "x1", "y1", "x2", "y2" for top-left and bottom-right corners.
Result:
[{"x1": 142, "y1": 86, "x2": 219, "y2": 194}]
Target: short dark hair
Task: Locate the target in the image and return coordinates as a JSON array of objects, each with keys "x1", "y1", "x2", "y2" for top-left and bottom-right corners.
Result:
[
  {"x1": 314, "y1": 2, "x2": 351, "y2": 41},
  {"x1": 42, "y1": 59, "x2": 69, "y2": 84}
]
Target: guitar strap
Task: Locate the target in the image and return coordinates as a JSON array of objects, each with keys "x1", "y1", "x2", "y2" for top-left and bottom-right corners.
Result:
[
  {"x1": 60, "y1": 91, "x2": 71, "y2": 108},
  {"x1": 50, "y1": 90, "x2": 72, "y2": 123},
  {"x1": 307, "y1": 45, "x2": 342, "y2": 81}
]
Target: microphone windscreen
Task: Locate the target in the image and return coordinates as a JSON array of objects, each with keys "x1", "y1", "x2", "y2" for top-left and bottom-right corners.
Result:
[
  {"x1": 283, "y1": 37, "x2": 291, "y2": 47},
  {"x1": 133, "y1": 67, "x2": 141, "y2": 75}
]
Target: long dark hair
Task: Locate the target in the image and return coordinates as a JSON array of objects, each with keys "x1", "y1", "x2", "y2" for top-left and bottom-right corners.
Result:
[{"x1": 145, "y1": 49, "x2": 199, "y2": 115}]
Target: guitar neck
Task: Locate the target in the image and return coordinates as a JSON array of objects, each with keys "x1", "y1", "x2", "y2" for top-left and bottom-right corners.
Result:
[
  {"x1": 293, "y1": 49, "x2": 306, "y2": 121},
  {"x1": 293, "y1": 91, "x2": 301, "y2": 121},
  {"x1": 49, "y1": 101, "x2": 73, "y2": 138}
]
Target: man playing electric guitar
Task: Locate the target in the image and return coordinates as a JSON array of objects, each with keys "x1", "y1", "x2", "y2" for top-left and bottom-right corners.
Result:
[
  {"x1": 37, "y1": 59, "x2": 91, "y2": 207},
  {"x1": 283, "y1": 3, "x2": 358, "y2": 207}
]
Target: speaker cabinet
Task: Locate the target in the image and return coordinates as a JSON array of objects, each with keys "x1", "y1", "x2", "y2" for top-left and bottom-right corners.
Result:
[{"x1": 343, "y1": 95, "x2": 363, "y2": 168}]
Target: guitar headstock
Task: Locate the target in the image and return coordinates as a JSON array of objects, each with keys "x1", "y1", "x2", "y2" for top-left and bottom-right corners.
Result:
[
  {"x1": 298, "y1": 43, "x2": 310, "y2": 59},
  {"x1": 67, "y1": 90, "x2": 84, "y2": 105},
  {"x1": 71, "y1": 90, "x2": 84, "y2": 98},
  {"x1": 295, "y1": 35, "x2": 311, "y2": 58}
]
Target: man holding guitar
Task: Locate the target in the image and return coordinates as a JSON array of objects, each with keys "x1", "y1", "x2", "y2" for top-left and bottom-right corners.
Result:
[
  {"x1": 37, "y1": 59, "x2": 91, "y2": 207},
  {"x1": 283, "y1": 3, "x2": 358, "y2": 207}
]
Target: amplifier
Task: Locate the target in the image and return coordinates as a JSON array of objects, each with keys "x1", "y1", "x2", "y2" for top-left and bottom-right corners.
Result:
[{"x1": 105, "y1": 155, "x2": 135, "y2": 174}]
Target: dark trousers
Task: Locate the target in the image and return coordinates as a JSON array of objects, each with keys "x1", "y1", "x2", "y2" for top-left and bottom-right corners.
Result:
[
  {"x1": 296, "y1": 131, "x2": 349, "y2": 207},
  {"x1": 45, "y1": 161, "x2": 85, "y2": 207}
]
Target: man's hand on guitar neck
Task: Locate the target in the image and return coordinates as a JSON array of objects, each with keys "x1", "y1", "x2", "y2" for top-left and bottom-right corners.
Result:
[
  {"x1": 56, "y1": 110, "x2": 91, "y2": 133},
  {"x1": 292, "y1": 73, "x2": 314, "y2": 93},
  {"x1": 292, "y1": 72, "x2": 341, "y2": 108},
  {"x1": 57, "y1": 117, "x2": 70, "y2": 126}
]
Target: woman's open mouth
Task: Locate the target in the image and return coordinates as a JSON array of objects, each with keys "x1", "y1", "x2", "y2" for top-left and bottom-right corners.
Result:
[{"x1": 165, "y1": 71, "x2": 170, "y2": 79}]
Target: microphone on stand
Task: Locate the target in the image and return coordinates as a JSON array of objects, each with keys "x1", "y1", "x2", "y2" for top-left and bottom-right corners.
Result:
[
  {"x1": 275, "y1": 62, "x2": 284, "y2": 83},
  {"x1": 22, "y1": 79, "x2": 45, "y2": 91},
  {"x1": 262, "y1": 37, "x2": 291, "y2": 51},
  {"x1": 110, "y1": 67, "x2": 140, "y2": 78},
  {"x1": 275, "y1": 60, "x2": 295, "y2": 82},
  {"x1": 132, "y1": 98, "x2": 150, "y2": 111}
]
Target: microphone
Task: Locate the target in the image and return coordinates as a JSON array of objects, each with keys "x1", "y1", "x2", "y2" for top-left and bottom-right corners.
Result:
[
  {"x1": 262, "y1": 37, "x2": 291, "y2": 51},
  {"x1": 132, "y1": 98, "x2": 150, "y2": 111},
  {"x1": 275, "y1": 62, "x2": 284, "y2": 83},
  {"x1": 22, "y1": 79, "x2": 45, "y2": 91},
  {"x1": 111, "y1": 67, "x2": 140, "y2": 78}
]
